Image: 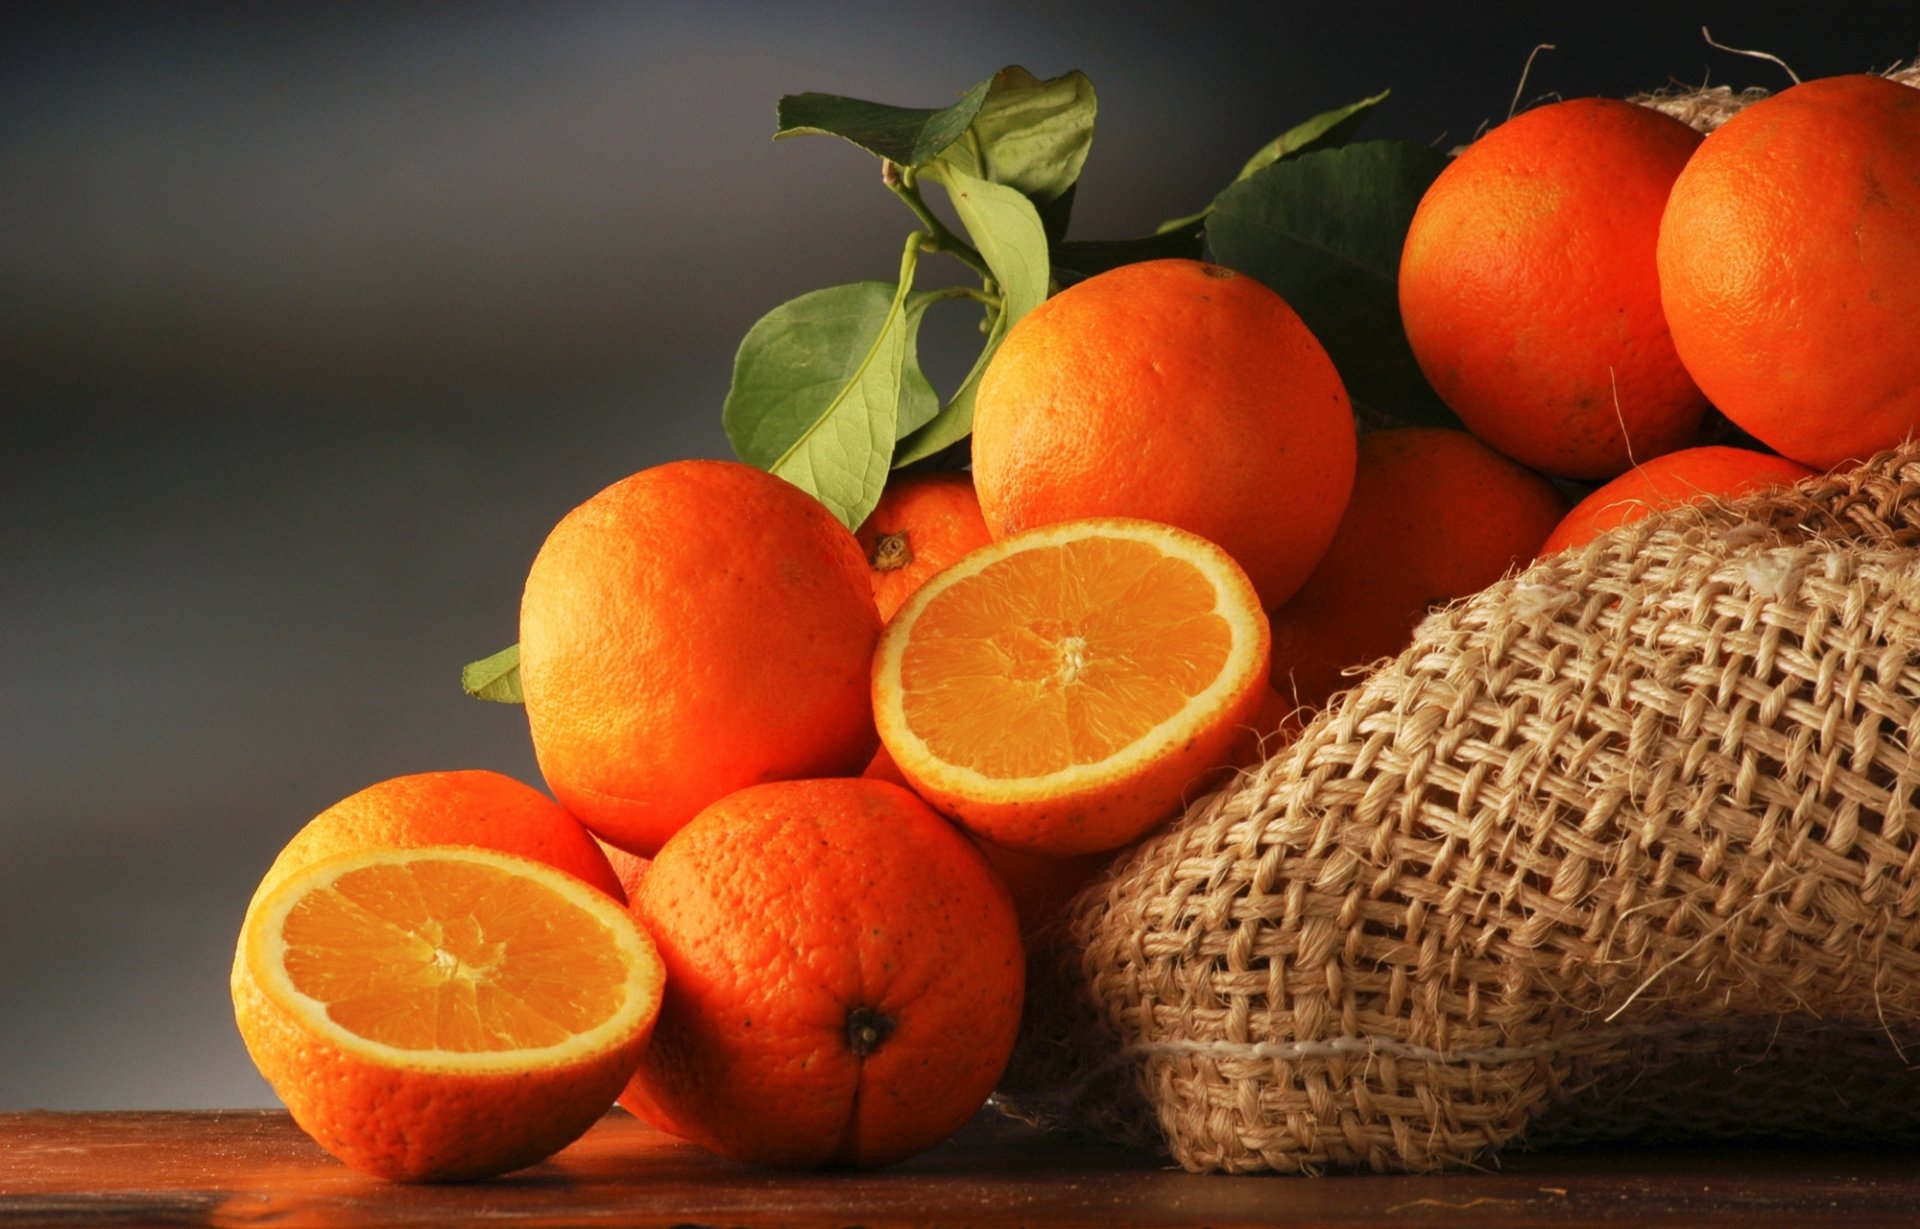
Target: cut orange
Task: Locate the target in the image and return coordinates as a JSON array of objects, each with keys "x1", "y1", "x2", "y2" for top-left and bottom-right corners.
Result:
[
  {"x1": 872, "y1": 517, "x2": 1271, "y2": 855},
  {"x1": 231, "y1": 845, "x2": 665, "y2": 1182}
]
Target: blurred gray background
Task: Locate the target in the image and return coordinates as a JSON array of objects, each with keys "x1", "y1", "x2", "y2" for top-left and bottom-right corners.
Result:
[{"x1": 2, "y1": 3, "x2": 1904, "y2": 1109}]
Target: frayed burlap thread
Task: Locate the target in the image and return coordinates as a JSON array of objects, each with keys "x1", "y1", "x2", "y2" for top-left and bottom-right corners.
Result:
[
  {"x1": 1629, "y1": 60, "x2": 1920, "y2": 132},
  {"x1": 996, "y1": 443, "x2": 1920, "y2": 1173}
]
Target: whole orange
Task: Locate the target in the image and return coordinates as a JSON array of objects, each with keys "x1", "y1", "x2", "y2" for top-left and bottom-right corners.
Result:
[
  {"x1": 618, "y1": 777, "x2": 1024, "y2": 1168},
  {"x1": 1538, "y1": 444, "x2": 1818, "y2": 555},
  {"x1": 245, "y1": 770, "x2": 625, "y2": 919},
  {"x1": 1399, "y1": 98, "x2": 1708, "y2": 479},
  {"x1": 520, "y1": 460, "x2": 882, "y2": 856},
  {"x1": 853, "y1": 470, "x2": 993, "y2": 623},
  {"x1": 1268, "y1": 428, "x2": 1567, "y2": 713},
  {"x1": 1657, "y1": 74, "x2": 1920, "y2": 469},
  {"x1": 970, "y1": 258, "x2": 1355, "y2": 609}
]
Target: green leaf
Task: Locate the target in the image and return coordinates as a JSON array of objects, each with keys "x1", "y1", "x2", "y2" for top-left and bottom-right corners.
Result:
[
  {"x1": 894, "y1": 163, "x2": 1051, "y2": 467},
  {"x1": 894, "y1": 291, "x2": 943, "y2": 440},
  {"x1": 775, "y1": 77, "x2": 993, "y2": 168},
  {"x1": 1159, "y1": 90, "x2": 1391, "y2": 235},
  {"x1": 1207, "y1": 139, "x2": 1454, "y2": 423},
  {"x1": 892, "y1": 323, "x2": 1000, "y2": 468},
  {"x1": 937, "y1": 66, "x2": 1096, "y2": 244},
  {"x1": 723, "y1": 271, "x2": 930, "y2": 530},
  {"x1": 1053, "y1": 219, "x2": 1206, "y2": 280},
  {"x1": 461, "y1": 644, "x2": 522, "y2": 704},
  {"x1": 928, "y1": 161, "x2": 1052, "y2": 317},
  {"x1": 1230, "y1": 90, "x2": 1391, "y2": 186}
]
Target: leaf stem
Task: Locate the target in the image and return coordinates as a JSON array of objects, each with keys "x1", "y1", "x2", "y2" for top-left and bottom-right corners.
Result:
[{"x1": 886, "y1": 162, "x2": 994, "y2": 281}]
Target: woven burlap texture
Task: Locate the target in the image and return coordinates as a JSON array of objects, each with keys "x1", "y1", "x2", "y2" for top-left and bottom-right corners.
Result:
[{"x1": 997, "y1": 443, "x2": 1920, "y2": 1174}]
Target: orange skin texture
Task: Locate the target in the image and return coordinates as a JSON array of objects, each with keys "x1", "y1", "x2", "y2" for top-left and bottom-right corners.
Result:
[
  {"x1": 969, "y1": 258, "x2": 1356, "y2": 609},
  {"x1": 854, "y1": 471, "x2": 994, "y2": 623},
  {"x1": 247, "y1": 770, "x2": 625, "y2": 915},
  {"x1": 1657, "y1": 74, "x2": 1920, "y2": 470},
  {"x1": 618, "y1": 778, "x2": 1024, "y2": 1169},
  {"x1": 861, "y1": 743, "x2": 1111, "y2": 937},
  {"x1": 1399, "y1": 98, "x2": 1708, "y2": 480},
  {"x1": 1269, "y1": 428, "x2": 1568, "y2": 714},
  {"x1": 1539, "y1": 444, "x2": 1818, "y2": 556},
  {"x1": 967, "y1": 838, "x2": 1116, "y2": 939},
  {"x1": 519, "y1": 460, "x2": 882, "y2": 856},
  {"x1": 595, "y1": 838, "x2": 650, "y2": 904},
  {"x1": 233, "y1": 931, "x2": 655, "y2": 1183}
]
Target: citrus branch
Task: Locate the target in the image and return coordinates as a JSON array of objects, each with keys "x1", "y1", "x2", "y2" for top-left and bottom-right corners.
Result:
[{"x1": 884, "y1": 161, "x2": 995, "y2": 281}]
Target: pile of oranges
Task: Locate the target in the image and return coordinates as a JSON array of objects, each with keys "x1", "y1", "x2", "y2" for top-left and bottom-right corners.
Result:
[{"x1": 232, "y1": 71, "x2": 1918, "y2": 1181}]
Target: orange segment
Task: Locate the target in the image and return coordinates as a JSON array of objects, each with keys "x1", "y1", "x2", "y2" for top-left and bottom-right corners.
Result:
[
  {"x1": 271, "y1": 855, "x2": 634, "y2": 1056},
  {"x1": 873, "y1": 517, "x2": 1271, "y2": 855},
  {"x1": 233, "y1": 846, "x2": 664, "y2": 1180}
]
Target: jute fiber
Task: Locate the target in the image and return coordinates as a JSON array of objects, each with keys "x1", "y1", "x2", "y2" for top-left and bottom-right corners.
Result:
[{"x1": 997, "y1": 442, "x2": 1920, "y2": 1173}]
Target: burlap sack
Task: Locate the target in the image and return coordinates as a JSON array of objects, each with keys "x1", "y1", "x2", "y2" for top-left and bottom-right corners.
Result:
[{"x1": 997, "y1": 442, "x2": 1920, "y2": 1173}]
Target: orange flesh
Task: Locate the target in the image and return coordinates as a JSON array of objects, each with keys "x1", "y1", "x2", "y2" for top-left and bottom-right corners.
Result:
[
  {"x1": 899, "y1": 536, "x2": 1233, "y2": 778},
  {"x1": 278, "y1": 859, "x2": 630, "y2": 1053}
]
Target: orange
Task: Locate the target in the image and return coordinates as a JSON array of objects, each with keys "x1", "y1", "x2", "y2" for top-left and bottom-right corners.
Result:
[
  {"x1": 970, "y1": 257, "x2": 1355, "y2": 609},
  {"x1": 595, "y1": 838, "x2": 651, "y2": 903},
  {"x1": 861, "y1": 744, "x2": 1116, "y2": 935},
  {"x1": 861, "y1": 740, "x2": 912, "y2": 789},
  {"x1": 967, "y1": 838, "x2": 1115, "y2": 938},
  {"x1": 232, "y1": 845, "x2": 664, "y2": 1182},
  {"x1": 1399, "y1": 97, "x2": 1709, "y2": 479},
  {"x1": 520, "y1": 459, "x2": 882, "y2": 856},
  {"x1": 1538, "y1": 444, "x2": 1818, "y2": 555},
  {"x1": 853, "y1": 470, "x2": 994, "y2": 623},
  {"x1": 245, "y1": 770, "x2": 625, "y2": 919},
  {"x1": 872, "y1": 517, "x2": 1271, "y2": 855},
  {"x1": 1657, "y1": 74, "x2": 1920, "y2": 469},
  {"x1": 618, "y1": 777, "x2": 1023, "y2": 1168},
  {"x1": 1268, "y1": 428, "x2": 1568, "y2": 713}
]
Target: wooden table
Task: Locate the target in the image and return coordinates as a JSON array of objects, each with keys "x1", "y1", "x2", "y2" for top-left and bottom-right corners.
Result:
[{"x1": 4, "y1": 1108, "x2": 1918, "y2": 1227}]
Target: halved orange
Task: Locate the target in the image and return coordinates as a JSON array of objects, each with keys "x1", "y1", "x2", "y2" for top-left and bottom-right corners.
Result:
[
  {"x1": 231, "y1": 845, "x2": 665, "y2": 1182},
  {"x1": 872, "y1": 517, "x2": 1272, "y2": 855}
]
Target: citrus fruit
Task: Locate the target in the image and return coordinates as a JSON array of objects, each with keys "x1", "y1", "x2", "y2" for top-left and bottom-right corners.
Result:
[
  {"x1": 519, "y1": 459, "x2": 882, "y2": 856},
  {"x1": 1399, "y1": 97, "x2": 1709, "y2": 479},
  {"x1": 871, "y1": 517, "x2": 1272, "y2": 855},
  {"x1": 595, "y1": 838, "x2": 651, "y2": 903},
  {"x1": 232, "y1": 845, "x2": 665, "y2": 1182},
  {"x1": 1268, "y1": 427, "x2": 1568, "y2": 713},
  {"x1": 1657, "y1": 73, "x2": 1920, "y2": 469},
  {"x1": 617, "y1": 777, "x2": 1023, "y2": 1169},
  {"x1": 1538, "y1": 444, "x2": 1818, "y2": 555},
  {"x1": 969, "y1": 257, "x2": 1355, "y2": 609},
  {"x1": 854, "y1": 470, "x2": 994, "y2": 623},
  {"x1": 245, "y1": 770, "x2": 625, "y2": 919},
  {"x1": 862, "y1": 743, "x2": 1115, "y2": 935},
  {"x1": 968, "y1": 838, "x2": 1115, "y2": 938}
]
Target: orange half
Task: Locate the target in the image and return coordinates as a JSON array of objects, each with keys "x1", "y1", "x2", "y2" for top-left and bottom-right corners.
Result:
[
  {"x1": 872, "y1": 517, "x2": 1271, "y2": 854},
  {"x1": 233, "y1": 845, "x2": 664, "y2": 1181}
]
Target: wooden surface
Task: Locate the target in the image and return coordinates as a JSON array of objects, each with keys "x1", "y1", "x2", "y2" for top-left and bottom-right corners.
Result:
[{"x1": 4, "y1": 1108, "x2": 1920, "y2": 1228}]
